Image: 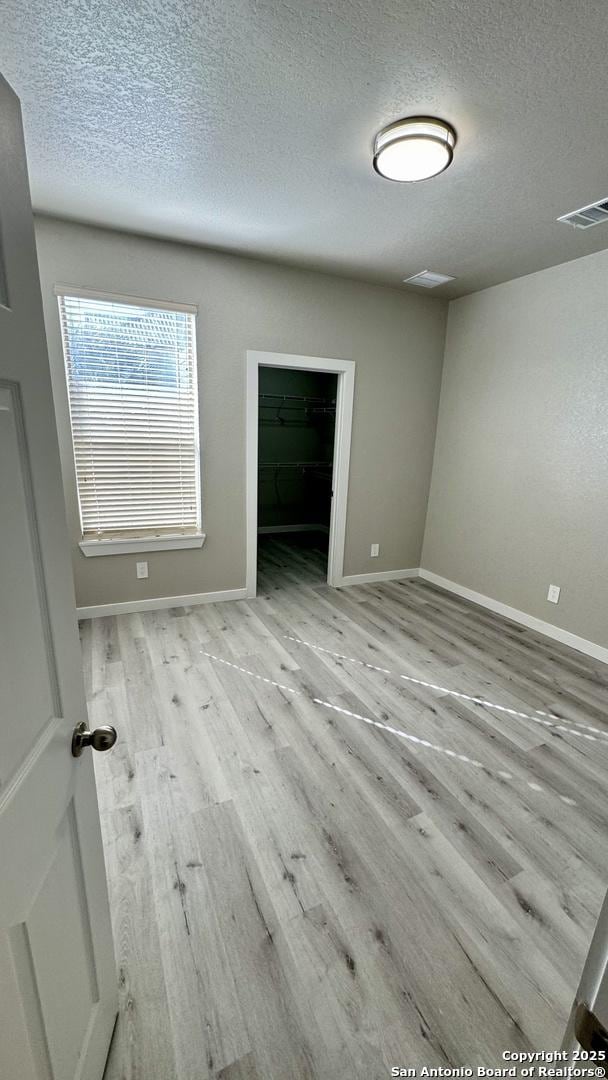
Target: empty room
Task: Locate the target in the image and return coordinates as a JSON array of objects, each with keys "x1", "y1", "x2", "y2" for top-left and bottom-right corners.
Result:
[{"x1": 1, "y1": 2, "x2": 608, "y2": 1077}]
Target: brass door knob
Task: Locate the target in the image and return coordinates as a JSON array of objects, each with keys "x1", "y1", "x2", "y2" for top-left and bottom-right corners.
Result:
[{"x1": 72, "y1": 721, "x2": 117, "y2": 757}]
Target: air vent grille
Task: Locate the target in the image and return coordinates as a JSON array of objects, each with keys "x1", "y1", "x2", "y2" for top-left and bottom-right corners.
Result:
[
  {"x1": 558, "y1": 198, "x2": 608, "y2": 229},
  {"x1": 403, "y1": 270, "x2": 455, "y2": 288}
]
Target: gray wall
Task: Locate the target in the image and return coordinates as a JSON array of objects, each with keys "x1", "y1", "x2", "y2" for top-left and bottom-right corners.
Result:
[
  {"x1": 35, "y1": 216, "x2": 447, "y2": 608},
  {"x1": 422, "y1": 247, "x2": 608, "y2": 648}
]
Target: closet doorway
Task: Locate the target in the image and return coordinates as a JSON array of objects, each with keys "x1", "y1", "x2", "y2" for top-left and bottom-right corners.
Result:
[{"x1": 246, "y1": 351, "x2": 355, "y2": 596}]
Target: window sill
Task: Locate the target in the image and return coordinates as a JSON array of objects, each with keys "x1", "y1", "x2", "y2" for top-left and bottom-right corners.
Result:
[{"x1": 79, "y1": 533, "x2": 206, "y2": 557}]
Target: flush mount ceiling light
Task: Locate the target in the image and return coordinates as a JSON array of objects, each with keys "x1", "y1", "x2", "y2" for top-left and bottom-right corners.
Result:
[{"x1": 373, "y1": 116, "x2": 456, "y2": 182}]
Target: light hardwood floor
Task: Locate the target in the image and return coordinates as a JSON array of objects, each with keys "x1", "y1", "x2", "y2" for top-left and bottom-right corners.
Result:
[{"x1": 81, "y1": 535, "x2": 608, "y2": 1079}]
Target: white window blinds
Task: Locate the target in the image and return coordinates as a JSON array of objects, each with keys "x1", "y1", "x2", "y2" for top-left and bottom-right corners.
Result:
[{"x1": 58, "y1": 292, "x2": 201, "y2": 540}]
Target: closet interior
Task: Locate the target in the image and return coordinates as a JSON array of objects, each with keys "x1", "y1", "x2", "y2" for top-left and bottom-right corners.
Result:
[{"x1": 257, "y1": 365, "x2": 337, "y2": 584}]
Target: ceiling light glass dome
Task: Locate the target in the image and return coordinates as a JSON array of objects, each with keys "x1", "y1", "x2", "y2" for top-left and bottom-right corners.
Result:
[{"x1": 373, "y1": 117, "x2": 456, "y2": 182}]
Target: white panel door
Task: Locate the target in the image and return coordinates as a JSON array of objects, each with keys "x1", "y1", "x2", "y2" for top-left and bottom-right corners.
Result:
[
  {"x1": 562, "y1": 889, "x2": 608, "y2": 1059},
  {"x1": 0, "y1": 75, "x2": 117, "y2": 1079}
]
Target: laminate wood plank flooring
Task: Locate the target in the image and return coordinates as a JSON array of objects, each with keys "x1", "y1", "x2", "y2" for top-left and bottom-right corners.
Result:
[{"x1": 82, "y1": 534, "x2": 608, "y2": 1079}]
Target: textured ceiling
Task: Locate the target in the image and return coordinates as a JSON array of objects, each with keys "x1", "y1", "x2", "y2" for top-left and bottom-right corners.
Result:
[{"x1": 1, "y1": 0, "x2": 608, "y2": 297}]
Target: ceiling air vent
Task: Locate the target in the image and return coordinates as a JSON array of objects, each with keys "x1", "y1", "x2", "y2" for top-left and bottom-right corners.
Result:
[
  {"x1": 403, "y1": 270, "x2": 455, "y2": 288},
  {"x1": 558, "y1": 198, "x2": 608, "y2": 229}
]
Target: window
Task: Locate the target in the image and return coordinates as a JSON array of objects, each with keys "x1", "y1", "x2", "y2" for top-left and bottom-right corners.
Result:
[{"x1": 57, "y1": 289, "x2": 202, "y2": 555}]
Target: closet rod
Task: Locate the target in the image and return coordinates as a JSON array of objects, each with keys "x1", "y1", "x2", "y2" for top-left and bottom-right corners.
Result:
[
  {"x1": 258, "y1": 393, "x2": 336, "y2": 405},
  {"x1": 258, "y1": 412, "x2": 336, "y2": 421},
  {"x1": 259, "y1": 405, "x2": 335, "y2": 412},
  {"x1": 259, "y1": 461, "x2": 332, "y2": 469}
]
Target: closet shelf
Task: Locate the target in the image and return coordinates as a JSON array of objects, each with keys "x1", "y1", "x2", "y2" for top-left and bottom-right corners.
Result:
[
  {"x1": 258, "y1": 393, "x2": 336, "y2": 406},
  {"x1": 258, "y1": 392, "x2": 336, "y2": 423},
  {"x1": 259, "y1": 461, "x2": 332, "y2": 469}
]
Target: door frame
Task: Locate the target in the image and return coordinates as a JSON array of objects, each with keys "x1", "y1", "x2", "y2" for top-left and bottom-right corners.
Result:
[{"x1": 245, "y1": 350, "x2": 355, "y2": 597}]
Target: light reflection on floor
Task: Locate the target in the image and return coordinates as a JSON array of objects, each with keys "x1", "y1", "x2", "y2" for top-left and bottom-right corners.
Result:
[
  {"x1": 200, "y1": 648, "x2": 581, "y2": 808},
  {"x1": 284, "y1": 635, "x2": 608, "y2": 743}
]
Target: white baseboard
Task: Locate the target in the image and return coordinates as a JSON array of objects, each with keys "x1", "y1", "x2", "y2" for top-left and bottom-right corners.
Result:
[
  {"x1": 337, "y1": 567, "x2": 420, "y2": 587},
  {"x1": 76, "y1": 565, "x2": 608, "y2": 667},
  {"x1": 258, "y1": 524, "x2": 330, "y2": 535},
  {"x1": 77, "y1": 587, "x2": 248, "y2": 620},
  {"x1": 419, "y1": 569, "x2": 608, "y2": 666}
]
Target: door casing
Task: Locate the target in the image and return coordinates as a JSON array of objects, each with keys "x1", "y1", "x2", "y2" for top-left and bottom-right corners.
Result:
[{"x1": 245, "y1": 349, "x2": 355, "y2": 596}]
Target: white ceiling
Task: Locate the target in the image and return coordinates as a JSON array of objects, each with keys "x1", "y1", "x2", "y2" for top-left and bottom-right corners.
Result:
[{"x1": 2, "y1": 0, "x2": 608, "y2": 298}]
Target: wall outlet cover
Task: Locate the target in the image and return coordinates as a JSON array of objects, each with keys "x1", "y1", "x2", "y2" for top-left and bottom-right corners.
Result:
[
  {"x1": 370, "y1": 543, "x2": 380, "y2": 557},
  {"x1": 547, "y1": 584, "x2": 560, "y2": 604},
  {"x1": 136, "y1": 561, "x2": 149, "y2": 579}
]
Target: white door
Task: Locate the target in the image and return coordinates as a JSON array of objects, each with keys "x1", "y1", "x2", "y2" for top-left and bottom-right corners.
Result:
[
  {"x1": 0, "y1": 75, "x2": 118, "y2": 1080},
  {"x1": 562, "y1": 889, "x2": 608, "y2": 1058}
]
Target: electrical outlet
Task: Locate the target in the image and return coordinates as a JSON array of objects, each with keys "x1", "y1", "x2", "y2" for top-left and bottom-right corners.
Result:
[
  {"x1": 547, "y1": 584, "x2": 560, "y2": 604},
  {"x1": 136, "y1": 561, "x2": 148, "y2": 580},
  {"x1": 370, "y1": 543, "x2": 380, "y2": 558}
]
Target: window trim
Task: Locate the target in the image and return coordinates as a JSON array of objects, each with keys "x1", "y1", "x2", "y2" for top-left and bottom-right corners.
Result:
[
  {"x1": 53, "y1": 283, "x2": 198, "y2": 316},
  {"x1": 56, "y1": 285, "x2": 202, "y2": 555},
  {"x1": 79, "y1": 532, "x2": 206, "y2": 557}
]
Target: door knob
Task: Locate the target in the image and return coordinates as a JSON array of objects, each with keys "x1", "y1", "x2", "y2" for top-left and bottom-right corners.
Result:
[{"x1": 72, "y1": 721, "x2": 117, "y2": 757}]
